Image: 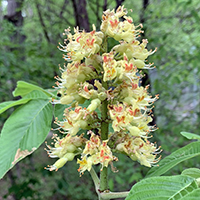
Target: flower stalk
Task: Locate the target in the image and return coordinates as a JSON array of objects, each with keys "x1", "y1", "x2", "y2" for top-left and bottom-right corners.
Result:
[
  {"x1": 100, "y1": 191, "x2": 129, "y2": 199},
  {"x1": 89, "y1": 167, "x2": 100, "y2": 194},
  {"x1": 45, "y1": 5, "x2": 161, "y2": 200}
]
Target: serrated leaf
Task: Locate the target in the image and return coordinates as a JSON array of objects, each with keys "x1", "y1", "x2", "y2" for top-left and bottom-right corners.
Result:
[
  {"x1": 0, "y1": 99, "x2": 53, "y2": 179},
  {"x1": 13, "y1": 81, "x2": 54, "y2": 98},
  {"x1": 126, "y1": 175, "x2": 198, "y2": 200},
  {"x1": 0, "y1": 91, "x2": 51, "y2": 115},
  {"x1": 0, "y1": 99, "x2": 30, "y2": 114},
  {"x1": 180, "y1": 189, "x2": 200, "y2": 200},
  {"x1": 23, "y1": 90, "x2": 51, "y2": 100},
  {"x1": 180, "y1": 132, "x2": 200, "y2": 140},
  {"x1": 182, "y1": 168, "x2": 200, "y2": 179},
  {"x1": 146, "y1": 141, "x2": 200, "y2": 177}
]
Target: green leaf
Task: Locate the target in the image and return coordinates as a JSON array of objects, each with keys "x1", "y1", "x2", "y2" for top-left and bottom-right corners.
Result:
[
  {"x1": 0, "y1": 99, "x2": 30, "y2": 114},
  {"x1": 13, "y1": 81, "x2": 54, "y2": 98},
  {"x1": 23, "y1": 90, "x2": 51, "y2": 99},
  {"x1": 0, "y1": 99, "x2": 53, "y2": 179},
  {"x1": 146, "y1": 141, "x2": 200, "y2": 177},
  {"x1": 178, "y1": 189, "x2": 200, "y2": 200},
  {"x1": 182, "y1": 168, "x2": 200, "y2": 179},
  {"x1": 180, "y1": 132, "x2": 200, "y2": 140},
  {"x1": 0, "y1": 90, "x2": 51, "y2": 115},
  {"x1": 126, "y1": 175, "x2": 198, "y2": 200}
]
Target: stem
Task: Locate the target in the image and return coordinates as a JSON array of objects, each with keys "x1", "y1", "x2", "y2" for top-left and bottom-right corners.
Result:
[
  {"x1": 100, "y1": 191, "x2": 129, "y2": 199},
  {"x1": 100, "y1": 166, "x2": 108, "y2": 189},
  {"x1": 100, "y1": 81, "x2": 109, "y2": 193},
  {"x1": 101, "y1": 82, "x2": 109, "y2": 141},
  {"x1": 99, "y1": 35, "x2": 109, "y2": 200},
  {"x1": 90, "y1": 167, "x2": 100, "y2": 194}
]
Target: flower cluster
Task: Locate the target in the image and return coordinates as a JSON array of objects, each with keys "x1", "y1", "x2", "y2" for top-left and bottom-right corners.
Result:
[
  {"x1": 45, "y1": 133, "x2": 86, "y2": 171},
  {"x1": 46, "y1": 6, "x2": 161, "y2": 174},
  {"x1": 77, "y1": 131, "x2": 117, "y2": 175}
]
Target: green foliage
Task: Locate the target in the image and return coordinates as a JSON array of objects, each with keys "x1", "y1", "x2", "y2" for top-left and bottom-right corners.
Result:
[
  {"x1": 0, "y1": 82, "x2": 53, "y2": 179},
  {"x1": 182, "y1": 168, "x2": 200, "y2": 179},
  {"x1": 13, "y1": 81, "x2": 55, "y2": 98},
  {"x1": 180, "y1": 132, "x2": 200, "y2": 140},
  {"x1": 126, "y1": 175, "x2": 200, "y2": 200},
  {"x1": 147, "y1": 141, "x2": 200, "y2": 178},
  {"x1": 0, "y1": 99, "x2": 30, "y2": 114}
]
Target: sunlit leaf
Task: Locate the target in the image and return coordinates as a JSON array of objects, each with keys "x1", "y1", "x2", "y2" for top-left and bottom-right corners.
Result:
[
  {"x1": 0, "y1": 99, "x2": 30, "y2": 114},
  {"x1": 180, "y1": 132, "x2": 200, "y2": 140},
  {"x1": 13, "y1": 81, "x2": 55, "y2": 98},
  {"x1": 0, "y1": 99, "x2": 53, "y2": 179},
  {"x1": 182, "y1": 168, "x2": 200, "y2": 179},
  {"x1": 146, "y1": 141, "x2": 200, "y2": 177},
  {"x1": 126, "y1": 175, "x2": 198, "y2": 200}
]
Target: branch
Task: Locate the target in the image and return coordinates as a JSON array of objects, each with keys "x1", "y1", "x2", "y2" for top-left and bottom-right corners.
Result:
[
  {"x1": 115, "y1": 0, "x2": 125, "y2": 10},
  {"x1": 103, "y1": 0, "x2": 108, "y2": 11},
  {"x1": 47, "y1": 0, "x2": 74, "y2": 27},
  {"x1": 90, "y1": 167, "x2": 130, "y2": 199},
  {"x1": 100, "y1": 191, "x2": 129, "y2": 199},
  {"x1": 59, "y1": 0, "x2": 69, "y2": 18},
  {"x1": 87, "y1": 0, "x2": 102, "y2": 27},
  {"x1": 35, "y1": 1, "x2": 51, "y2": 43}
]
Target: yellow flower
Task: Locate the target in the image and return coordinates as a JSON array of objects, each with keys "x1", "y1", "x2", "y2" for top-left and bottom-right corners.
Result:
[
  {"x1": 87, "y1": 99, "x2": 101, "y2": 113},
  {"x1": 78, "y1": 82, "x2": 98, "y2": 99},
  {"x1": 109, "y1": 103, "x2": 132, "y2": 132},
  {"x1": 102, "y1": 53, "x2": 117, "y2": 81},
  {"x1": 116, "y1": 137, "x2": 161, "y2": 167},
  {"x1": 45, "y1": 153, "x2": 75, "y2": 171},
  {"x1": 77, "y1": 156, "x2": 93, "y2": 174},
  {"x1": 98, "y1": 141, "x2": 114, "y2": 170},
  {"x1": 101, "y1": 6, "x2": 140, "y2": 43},
  {"x1": 113, "y1": 40, "x2": 157, "y2": 62},
  {"x1": 60, "y1": 25, "x2": 104, "y2": 61},
  {"x1": 77, "y1": 132, "x2": 116, "y2": 174},
  {"x1": 83, "y1": 132, "x2": 101, "y2": 155},
  {"x1": 116, "y1": 55, "x2": 138, "y2": 81}
]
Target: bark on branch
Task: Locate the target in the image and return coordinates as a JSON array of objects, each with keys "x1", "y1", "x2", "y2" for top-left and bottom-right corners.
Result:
[{"x1": 35, "y1": 1, "x2": 51, "y2": 43}]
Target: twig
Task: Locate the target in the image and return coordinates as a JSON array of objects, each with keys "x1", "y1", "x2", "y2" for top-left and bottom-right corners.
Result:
[{"x1": 35, "y1": 1, "x2": 51, "y2": 43}]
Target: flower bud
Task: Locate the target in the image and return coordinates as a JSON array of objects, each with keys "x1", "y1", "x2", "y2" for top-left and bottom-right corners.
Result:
[
  {"x1": 123, "y1": 97, "x2": 137, "y2": 106},
  {"x1": 90, "y1": 90, "x2": 98, "y2": 99},
  {"x1": 87, "y1": 99, "x2": 101, "y2": 112},
  {"x1": 129, "y1": 153, "x2": 137, "y2": 161},
  {"x1": 52, "y1": 152, "x2": 75, "y2": 170},
  {"x1": 63, "y1": 152, "x2": 75, "y2": 161},
  {"x1": 70, "y1": 124, "x2": 80, "y2": 136},
  {"x1": 134, "y1": 59, "x2": 145, "y2": 69},
  {"x1": 127, "y1": 125, "x2": 141, "y2": 137},
  {"x1": 73, "y1": 94, "x2": 86, "y2": 104},
  {"x1": 64, "y1": 144, "x2": 77, "y2": 153},
  {"x1": 77, "y1": 74, "x2": 86, "y2": 82},
  {"x1": 98, "y1": 92, "x2": 107, "y2": 101},
  {"x1": 77, "y1": 120, "x2": 88, "y2": 129},
  {"x1": 60, "y1": 95, "x2": 74, "y2": 105},
  {"x1": 116, "y1": 143, "x2": 124, "y2": 152},
  {"x1": 53, "y1": 157, "x2": 68, "y2": 170},
  {"x1": 95, "y1": 31, "x2": 104, "y2": 40}
]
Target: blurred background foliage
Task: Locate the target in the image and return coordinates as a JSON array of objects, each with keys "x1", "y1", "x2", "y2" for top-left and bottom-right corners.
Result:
[{"x1": 0, "y1": 0, "x2": 199, "y2": 199}]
